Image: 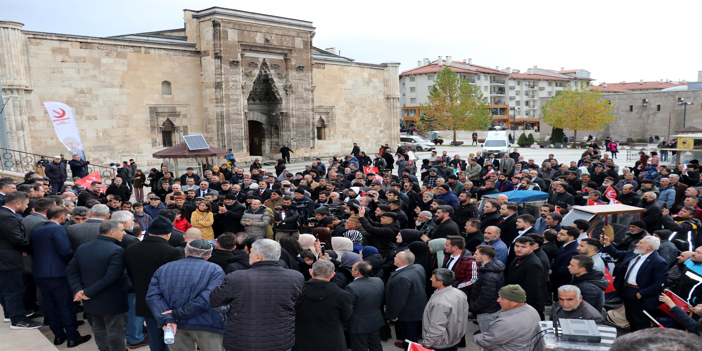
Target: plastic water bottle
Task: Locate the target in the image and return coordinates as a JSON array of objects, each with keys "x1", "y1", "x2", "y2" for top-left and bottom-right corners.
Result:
[{"x1": 164, "y1": 326, "x2": 175, "y2": 344}]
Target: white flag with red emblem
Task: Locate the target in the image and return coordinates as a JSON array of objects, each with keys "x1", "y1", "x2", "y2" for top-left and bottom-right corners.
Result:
[
  {"x1": 406, "y1": 341, "x2": 434, "y2": 351},
  {"x1": 43, "y1": 101, "x2": 86, "y2": 160},
  {"x1": 604, "y1": 185, "x2": 621, "y2": 204}
]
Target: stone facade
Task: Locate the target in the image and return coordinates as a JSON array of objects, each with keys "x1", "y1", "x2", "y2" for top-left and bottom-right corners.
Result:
[
  {"x1": 538, "y1": 90, "x2": 702, "y2": 142},
  {"x1": 0, "y1": 7, "x2": 399, "y2": 168}
]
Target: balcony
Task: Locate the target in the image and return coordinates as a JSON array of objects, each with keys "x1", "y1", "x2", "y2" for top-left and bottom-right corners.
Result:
[
  {"x1": 539, "y1": 87, "x2": 545, "y2": 90},
  {"x1": 509, "y1": 96, "x2": 516, "y2": 100},
  {"x1": 525, "y1": 94, "x2": 537, "y2": 99},
  {"x1": 491, "y1": 89, "x2": 506, "y2": 95},
  {"x1": 490, "y1": 79, "x2": 506, "y2": 85},
  {"x1": 525, "y1": 85, "x2": 538, "y2": 90},
  {"x1": 509, "y1": 86, "x2": 516, "y2": 90}
]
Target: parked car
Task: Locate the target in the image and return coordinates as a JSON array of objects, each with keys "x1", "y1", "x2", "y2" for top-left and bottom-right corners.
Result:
[{"x1": 400, "y1": 136, "x2": 436, "y2": 152}]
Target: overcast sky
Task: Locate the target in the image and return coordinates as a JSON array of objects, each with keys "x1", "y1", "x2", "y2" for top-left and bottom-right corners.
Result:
[{"x1": 4, "y1": 0, "x2": 700, "y2": 84}]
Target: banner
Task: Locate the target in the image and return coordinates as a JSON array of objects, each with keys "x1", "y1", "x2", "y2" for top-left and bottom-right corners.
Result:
[
  {"x1": 363, "y1": 166, "x2": 379, "y2": 175},
  {"x1": 588, "y1": 200, "x2": 604, "y2": 206},
  {"x1": 74, "y1": 171, "x2": 105, "y2": 193},
  {"x1": 43, "y1": 101, "x2": 86, "y2": 160},
  {"x1": 406, "y1": 341, "x2": 433, "y2": 351},
  {"x1": 604, "y1": 186, "x2": 621, "y2": 204}
]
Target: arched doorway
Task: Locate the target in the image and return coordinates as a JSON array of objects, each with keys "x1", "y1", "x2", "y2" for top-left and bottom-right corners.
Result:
[{"x1": 248, "y1": 121, "x2": 264, "y2": 156}]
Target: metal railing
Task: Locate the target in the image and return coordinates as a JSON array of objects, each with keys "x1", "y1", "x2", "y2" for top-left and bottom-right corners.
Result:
[
  {"x1": 0, "y1": 148, "x2": 115, "y2": 185},
  {"x1": 490, "y1": 79, "x2": 506, "y2": 84},
  {"x1": 539, "y1": 87, "x2": 545, "y2": 90},
  {"x1": 509, "y1": 86, "x2": 516, "y2": 90}
]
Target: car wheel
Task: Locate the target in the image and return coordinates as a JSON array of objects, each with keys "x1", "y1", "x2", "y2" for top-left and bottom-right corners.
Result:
[{"x1": 416, "y1": 146, "x2": 423, "y2": 152}]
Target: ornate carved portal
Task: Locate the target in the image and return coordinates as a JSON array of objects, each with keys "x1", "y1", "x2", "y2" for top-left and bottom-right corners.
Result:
[{"x1": 246, "y1": 60, "x2": 282, "y2": 156}]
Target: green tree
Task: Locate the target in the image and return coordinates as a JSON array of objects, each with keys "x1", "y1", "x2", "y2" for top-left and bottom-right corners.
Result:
[
  {"x1": 541, "y1": 83, "x2": 616, "y2": 142},
  {"x1": 517, "y1": 133, "x2": 528, "y2": 147},
  {"x1": 527, "y1": 133, "x2": 535, "y2": 145},
  {"x1": 420, "y1": 67, "x2": 492, "y2": 143},
  {"x1": 551, "y1": 128, "x2": 564, "y2": 144}
]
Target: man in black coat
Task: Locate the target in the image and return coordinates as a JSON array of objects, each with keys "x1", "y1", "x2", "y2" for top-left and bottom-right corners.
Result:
[
  {"x1": 429, "y1": 205, "x2": 461, "y2": 240},
  {"x1": 471, "y1": 245, "x2": 505, "y2": 332},
  {"x1": 505, "y1": 236, "x2": 546, "y2": 319},
  {"x1": 526, "y1": 233, "x2": 552, "y2": 308},
  {"x1": 68, "y1": 154, "x2": 90, "y2": 179},
  {"x1": 385, "y1": 251, "x2": 427, "y2": 349},
  {"x1": 105, "y1": 177, "x2": 132, "y2": 203},
  {"x1": 351, "y1": 143, "x2": 361, "y2": 158},
  {"x1": 294, "y1": 260, "x2": 353, "y2": 351},
  {"x1": 45, "y1": 156, "x2": 67, "y2": 194},
  {"x1": 505, "y1": 214, "x2": 539, "y2": 270},
  {"x1": 453, "y1": 192, "x2": 479, "y2": 230},
  {"x1": 568, "y1": 255, "x2": 608, "y2": 312},
  {"x1": 381, "y1": 151, "x2": 395, "y2": 172},
  {"x1": 0, "y1": 191, "x2": 40, "y2": 329},
  {"x1": 66, "y1": 220, "x2": 131, "y2": 351},
  {"x1": 155, "y1": 209, "x2": 185, "y2": 247},
  {"x1": 639, "y1": 191, "x2": 662, "y2": 235},
  {"x1": 210, "y1": 239, "x2": 305, "y2": 351},
  {"x1": 220, "y1": 194, "x2": 246, "y2": 233},
  {"x1": 67, "y1": 204, "x2": 110, "y2": 251},
  {"x1": 550, "y1": 226, "x2": 581, "y2": 296},
  {"x1": 345, "y1": 261, "x2": 385, "y2": 351},
  {"x1": 479, "y1": 199, "x2": 502, "y2": 231},
  {"x1": 497, "y1": 202, "x2": 519, "y2": 245},
  {"x1": 123, "y1": 216, "x2": 182, "y2": 351},
  {"x1": 358, "y1": 208, "x2": 401, "y2": 258}
]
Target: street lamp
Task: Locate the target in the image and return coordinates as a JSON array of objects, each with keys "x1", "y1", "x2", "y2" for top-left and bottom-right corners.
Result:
[
  {"x1": 678, "y1": 97, "x2": 694, "y2": 128},
  {"x1": 509, "y1": 107, "x2": 520, "y2": 141}
]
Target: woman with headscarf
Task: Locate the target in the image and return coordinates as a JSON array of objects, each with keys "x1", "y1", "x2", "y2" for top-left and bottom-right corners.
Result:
[
  {"x1": 361, "y1": 246, "x2": 384, "y2": 277},
  {"x1": 278, "y1": 236, "x2": 302, "y2": 272},
  {"x1": 404, "y1": 159, "x2": 417, "y2": 175},
  {"x1": 382, "y1": 229, "x2": 422, "y2": 281},
  {"x1": 331, "y1": 237, "x2": 354, "y2": 262},
  {"x1": 343, "y1": 229, "x2": 364, "y2": 253},
  {"x1": 428, "y1": 238, "x2": 447, "y2": 270},
  {"x1": 298, "y1": 234, "x2": 319, "y2": 257},
  {"x1": 311, "y1": 227, "x2": 332, "y2": 249}
]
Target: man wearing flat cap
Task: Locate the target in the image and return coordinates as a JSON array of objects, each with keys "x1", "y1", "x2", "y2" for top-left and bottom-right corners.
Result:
[
  {"x1": 124, "y1": 216, "x2": 183, "y2": 351},
  {"x1": 147, "y1": 239, "x2": 225, "y2": 351},
  {"x1": 474, "y1": 284, "x2": 541, "y2": 351}
]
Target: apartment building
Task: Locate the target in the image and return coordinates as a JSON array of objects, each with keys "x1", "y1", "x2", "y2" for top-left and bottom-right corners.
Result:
[{"x1": 399, "y1": 56, "x2": 593, "y2": 130}]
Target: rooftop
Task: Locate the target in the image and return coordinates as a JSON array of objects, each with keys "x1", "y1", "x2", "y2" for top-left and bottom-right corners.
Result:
[{"x1": 591, "y1": 81, "x2": 686, "y2": 92}]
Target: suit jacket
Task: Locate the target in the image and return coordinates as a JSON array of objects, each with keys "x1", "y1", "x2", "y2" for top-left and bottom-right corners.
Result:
[
  {"x1": 497, "y1": 215, "x2": 519, "y2": 245},
  {"x1": 0, "y1": 206, "x2": 30, "y2": 272},
  {"x1": 505, "y1": 226, "x2": 539, "y2": 270},
  {"x1": 505, "y1": 253, "x2": 545, "y2": 312},
  {"x1": 385, "y1": 264, "x2": 427, "y2": 321},
  {"x1": 22, "y1": 213, "x2": 48, "y2": 237},
  {"x1": 30, "y1": 221, "x2": 73, "y2": 278},
  {"x1": 550, "y1": 240, "x2": 580, "y2": 292},
  {"x1": 67, "y1": 218, "x2": 104, "y2": 251},
  {"x1": 345, "y1": 276, "x2": 385, "y2": 334},
  {"x1": 66, "y1": 235, "x2": 130, "y2": 315},
  {"x1": 602, "y1": 245, "x2": 668, "y2": 309}
]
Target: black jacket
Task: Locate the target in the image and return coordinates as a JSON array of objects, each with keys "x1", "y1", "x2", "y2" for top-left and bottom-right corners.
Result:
[
  {"x1": 45, "y1": 161, "x2": 67, "y2": 183},
  {"x1": 549, "y1": 191, "x2": 575, "y2": 206},
  {"x1": 616, "y1": 192, "x2": 641, "y2": 207},
  {"x1": 430, "y1": 218, "x2": 461, "y2": 239},
  {"x1": 293, "y1": 279, "x2": 353, "y2": 351},
  {"x1": 505, "y1": 253, "x2": 545, "y2": 312},
  {"x1": 210, "y1": 261, "x2": 305, "y2": 351},
  {"x1": 123, "y1": 236, "x2": 183, "y2": 317},
  {"x1": 221, "y1": 201, "x2": 245, "y2": 233},
  {"x1": 465, "y1": 231, "x2": 483, "y2": 254},
  {"x1": 359, "y1": 217, "x2": 400, "y2": 257},
  {"x1": 454, "y1": 203, "x2": 479, "y2": 230},
  {"x1": 105, "y1": 183, "x2": 132, "y2": 202},
  {"x1": 571, "y1": 270, "x2": 608, "y2": 312},
  {"x1": 0, "y1": 207, "x2": 30, "y2": 271},
  {"x1": 344, "y1": 276, "x2": 385, "y2": 334},
  {"x1": 497, "y1": 214, "x2": 519, "y2": 245},
  {"x1": 274, "y1": 205, "x2": 299, "y2": 232},
  {"x1": 67, "y1": 218, "x2": 104, "y2": 251},
  {"x1": 208, "y1": 249, "x2": 236, "y2": 272},
  {"x1": 480, "y1": 211, "x2": 501, "y2": 231},
  {"x1": 68, "y1": 159, "x2": 90, "y2": 179},
  {"x1": 385, "y1": 264, "x2": 427, "y2": 321},
  {"x1": 66, "y1": 235, "x2": 130, "y2": 315},
  {"x1": 640, "y1": 200, "x2": 662, "y2": 235},
  {"x1": 469, "y1": 259, "x2": 505, "y2": 314}
]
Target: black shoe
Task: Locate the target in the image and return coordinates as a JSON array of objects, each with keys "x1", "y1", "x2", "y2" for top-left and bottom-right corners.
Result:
[
  {"x1": 68, "y1": 335, "x2": 91, "y2": 348},
  {"x1": 54, "y1": 336, "x2": 67, "y2": 345},
  {"x1": 10, "y1": 319, "x2": 42, "y2": 329}
]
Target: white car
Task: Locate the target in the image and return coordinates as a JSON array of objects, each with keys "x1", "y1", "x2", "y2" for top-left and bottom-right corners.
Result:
[{"x1": 400, "y1": 136, "x2": 436, "y2": 152}]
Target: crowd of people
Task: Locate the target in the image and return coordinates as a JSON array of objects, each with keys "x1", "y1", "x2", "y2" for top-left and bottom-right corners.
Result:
[{"x1": 1, "y1": 140, "x2": 702, "y2": 351}]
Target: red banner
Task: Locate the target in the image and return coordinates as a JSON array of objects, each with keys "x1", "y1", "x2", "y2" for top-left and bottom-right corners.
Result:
[
  {"x1": 604, "y1": 267, "x2": 616, "y2": 294},
  {"x1": 604, "y1": 186, "x2": 621, "y2": 204},
  {"x1": 363, "y1": 166, "x2": 379, "y2": 175},
  {"x1": 407, "y1": 341, "x2": 434, "y2": 351},
  {"x1": 660, "y1": 290, "x2": 690, "y2": 323},
  {"x1": 74, "y1": 171, "x2": 106, "y2": 193},
  {"x1": 588, "y1": 199, "x2": 603, "y2": 206}
]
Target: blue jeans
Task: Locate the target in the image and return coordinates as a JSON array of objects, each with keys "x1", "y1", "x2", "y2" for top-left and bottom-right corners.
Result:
[
  {"x1": 35, "y1": 277, "x2": 79, "y2": 340},
  {"x1": 145, "y1": 317, "x2": 169, "y2": 351},
  {"x1": 0, "y1": 270, "x2": 26, "y2": 323},
  {"x1": 126, "y1": 293, "x2": 145, "y2": 344}
]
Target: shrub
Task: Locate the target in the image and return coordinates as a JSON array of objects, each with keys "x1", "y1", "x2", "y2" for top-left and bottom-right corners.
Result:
[
  {"x1": 517, "y1": 133, "x2": 528, "y2": 147},
  {"x1": 527, "y1": 133, "x2": 535, "y2": 145},
  {"x1": 551, "y1": 128, "x2": 564, "y2": 144}
]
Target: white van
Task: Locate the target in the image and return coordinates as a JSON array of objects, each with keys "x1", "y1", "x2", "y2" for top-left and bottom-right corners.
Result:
[
  {"x1": 400, "y1": 136, "x2": 436, "y2": 151},
  {"x1": 482, "y1": 131, "x2": 510, "y2": 157}
]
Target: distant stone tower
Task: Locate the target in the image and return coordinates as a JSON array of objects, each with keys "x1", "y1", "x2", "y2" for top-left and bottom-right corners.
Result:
[{"x1": 0, "y1": 21, "x2": 32, "y2": 152}]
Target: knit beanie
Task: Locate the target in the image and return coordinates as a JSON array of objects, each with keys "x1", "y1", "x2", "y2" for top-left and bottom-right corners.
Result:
[
  {"x1": 148, "y1": 216, "x2": 174, "y2": 235},
  {"x1": 499, "y1": 284, "x2": 527, "y2": 303}
]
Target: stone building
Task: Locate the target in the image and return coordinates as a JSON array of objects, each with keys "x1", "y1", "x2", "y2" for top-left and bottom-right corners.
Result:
[
  {"x1": 538, "y1": 89, "x2": 702, "y2": 142},
  {"x1": 0, "y1": 7, "x2": 400, "y2": 167}
]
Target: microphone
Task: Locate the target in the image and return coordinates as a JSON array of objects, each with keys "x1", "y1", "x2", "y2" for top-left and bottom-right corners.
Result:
[{"x1": 552, "y1": 300, "x2": 559, "y2": 338}]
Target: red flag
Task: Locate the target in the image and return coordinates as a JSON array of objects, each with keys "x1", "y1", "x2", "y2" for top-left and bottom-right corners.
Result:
[
  {"x1": 604, "y1": 186, "x2": 621, "y2": 204},
  {"x1": 363, "y1": 166, "x2": 379, "y2": 175},
  {"x1": 407, "y1": 341, "x2": 434, "y2": 351},
  {"x1": 588, "y1": 199, "x2": 603, "y2": 206},
  {"x1": 604, "y1": 267, "x2": 616, "y2": 293},
  {"x1": 660, "y1": 290, "x2": 690, "y2": 323},
  {"x1": 74, "y1": 171, "x2": 102, "y2": 188}
]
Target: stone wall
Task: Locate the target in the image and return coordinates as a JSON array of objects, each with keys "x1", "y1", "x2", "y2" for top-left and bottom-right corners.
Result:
[{"x1": 538, "y1": 90, "x2": 702, "y2": 142}]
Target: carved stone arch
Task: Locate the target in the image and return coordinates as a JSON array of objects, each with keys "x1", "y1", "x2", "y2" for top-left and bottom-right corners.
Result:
[
  {"x1": 161, "y1": 118, "x2": 176, "y2": 147},
  {"x1": 247, "y1": 60, "x2": 282, "y2": 104}
]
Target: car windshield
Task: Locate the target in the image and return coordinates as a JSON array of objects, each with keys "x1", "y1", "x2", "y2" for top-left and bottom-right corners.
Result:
[
  {"x1": 484, "y1": 140, "x2": 506, "y2": 147},
  {"x1": 413, "y1": 138, "x2": 430, "y2": 143}
]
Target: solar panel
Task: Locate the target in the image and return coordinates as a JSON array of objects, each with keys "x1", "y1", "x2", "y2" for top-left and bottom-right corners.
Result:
[{"x1": 183, "y1": 135, "x2": 210, "y2": 150}]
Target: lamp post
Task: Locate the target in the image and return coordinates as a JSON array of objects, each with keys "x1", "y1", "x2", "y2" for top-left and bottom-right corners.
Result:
[
  {"x1": 678, "y1": 98, "x2": 694, "y2": 128},
  {"x1": 509, "y1": 107, "x2": 520, "y2": 141}
]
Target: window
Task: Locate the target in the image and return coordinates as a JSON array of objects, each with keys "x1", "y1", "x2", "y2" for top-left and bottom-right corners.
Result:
[
  {"x1": 477, "y1": 75, "x2": 481, "y2": 81},
  {"x1": 410, "y1": 87, "x2": 416, "y2": 92},
  {"x1": 657, "y1": 105, "x2": 661, "y2": 111},
  {"x1": 516, "y1": 101, "x2": 521, "y2": 106},
  {"x1": 548, "y1": 82, "x2": 552, "y2": 86},
  {"x1": 517, "y1": 81, "x2": 521, "y2": 85},
  {"x1": 161, "y1": 81, "x2": 172, "y2": 95},
  {"x1": 409, "y1": 76, "x2": 415, "y2": 82},
  {"x1": 516, "y1": 91, "x2": 520, "y2": 96},
  {"x1": 316, "y1": 118, "x2": 327, "y2": 140},
  {"x1": 484, "y1": 86, "x2": 488, "y2": 91},
  {"x1": 548, "y1": 91, "x2": 552, "y2": 96},
  {"x1": 629, "y1": 105, "x2": 633, "y2": 112},
  {"x1": 162, "y1": 131, "x2": 173, "y2": 147},
  {"x1": 427, "y1": 75, "x2": 434, "y2": 81},
  {"x1": 410, "y1": 98, "x2": 417, "y2": 104},
  {"x1": 428, "y1": 86, "x2": 432, "y2": 91}
]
